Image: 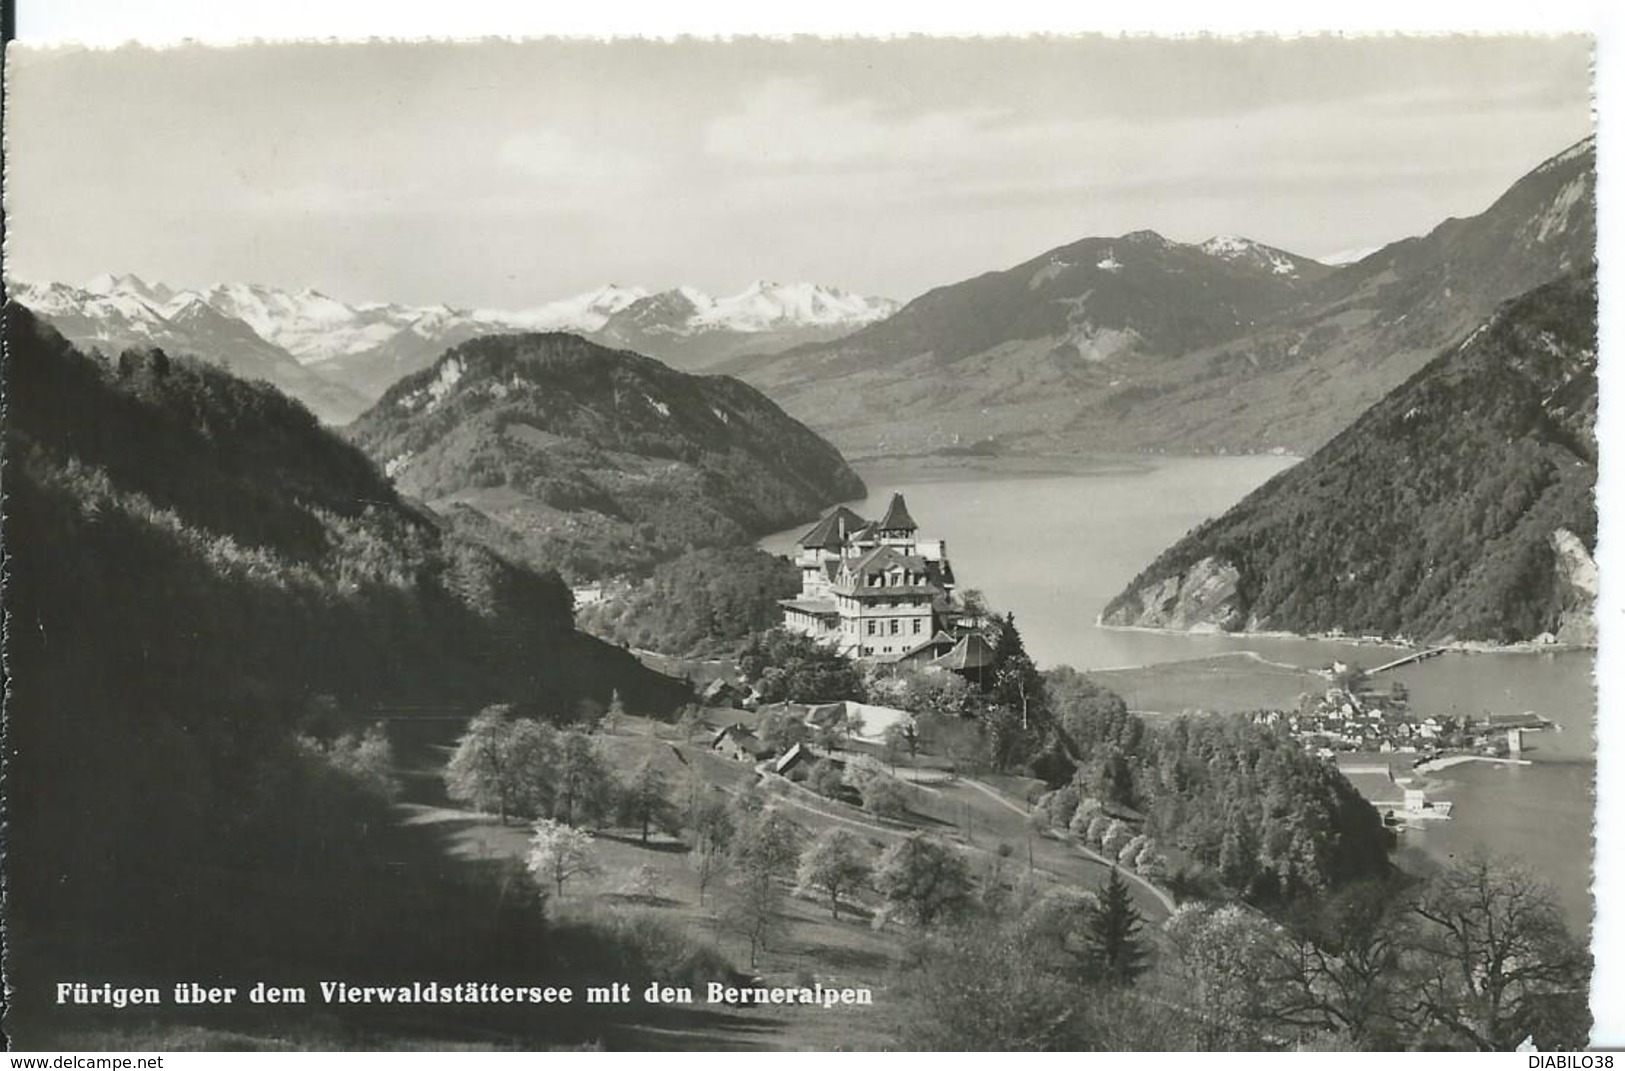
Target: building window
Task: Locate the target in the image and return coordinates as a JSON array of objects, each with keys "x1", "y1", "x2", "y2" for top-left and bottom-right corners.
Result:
[
  {"x1": 867, "y1": 620, "x2": 877, "y2": 636},
  {"x1": 890, "y1": 619, "x2": 900, "y2": 635},
  {"x1": 913, "y1": 618, "x2": 922, "y2": 634}
]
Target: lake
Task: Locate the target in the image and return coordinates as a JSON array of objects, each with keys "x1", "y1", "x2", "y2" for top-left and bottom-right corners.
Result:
[{"x1": 760, "y1": 454, "x2": 1597, "y2": 930}]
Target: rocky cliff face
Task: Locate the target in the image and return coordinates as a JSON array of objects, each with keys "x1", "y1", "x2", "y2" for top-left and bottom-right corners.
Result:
[
  {"x1": 1099, "y1": 556, "x2": 1247, "y2": 632},
  {"x1": 1550, "y1": 527, "x2": 1598, "y2": 644}
]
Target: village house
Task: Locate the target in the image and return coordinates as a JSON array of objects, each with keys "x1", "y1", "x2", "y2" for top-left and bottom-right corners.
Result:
[
  {"x1": 711, "y1": 724, "x2": 774, "y2": 763},
  {"x1": 780, "y1": 493, "x2": 961, "y2": 662},
  {"x1": 699, "y1": 678, "x2": 744, "y2": 709}
]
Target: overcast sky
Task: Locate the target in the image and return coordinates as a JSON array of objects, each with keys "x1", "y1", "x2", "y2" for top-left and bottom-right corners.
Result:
[{"x1": 3, "y1": 36, "x2": 1594, "y2": 308}]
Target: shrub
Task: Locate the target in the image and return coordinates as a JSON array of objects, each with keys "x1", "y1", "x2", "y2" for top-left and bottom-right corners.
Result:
[
  {"x1": 863, "y1": 775, "x2": 912, "y2": 819},
  {"x1": 1085, "y1": 815, "x2": 1111, "y2": 847}
]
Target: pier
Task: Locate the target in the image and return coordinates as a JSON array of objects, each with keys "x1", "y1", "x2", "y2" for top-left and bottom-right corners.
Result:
[{"x1": 1367, "y1": 647, "x2": 1450, "y2": 675}]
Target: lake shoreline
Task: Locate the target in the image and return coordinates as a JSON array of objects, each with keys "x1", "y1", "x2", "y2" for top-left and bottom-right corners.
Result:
[{"x1": 1095, "y1": 621, "x2": 1597, "y2": 659}]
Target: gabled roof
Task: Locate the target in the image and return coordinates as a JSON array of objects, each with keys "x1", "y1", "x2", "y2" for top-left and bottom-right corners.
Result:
[
  {"x1": 712, "y1": 723, "x2": 763, "y2": 750},
  {"x1": 878, "y1": 492, "x2": 918, "y2": 533},
  {"x1": 700, "y1": 678, "x2": 740, "y2": 699},
  {"x1": 897, "y1": 630, "x2": 959, "y2": 663},
  {"x1": 805, "y1": 702, "x2": 846, "y2": 728},
  {"x1": 929, "y1": 631, "x2": 997, "y2": 671},
  {"x1": 797, "y1": 506, "x2": 869, "y2": 550},
  {"x1": 774, "y1": 741, "x2": 813, "y2": 775}
]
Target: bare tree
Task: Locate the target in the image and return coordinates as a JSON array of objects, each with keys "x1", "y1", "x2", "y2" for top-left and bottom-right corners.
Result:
[
  {"x1": 1263, "y1": 879, "x2": 1414, "y2": 1048},
  {"x1": 684, "y1": 778, "x2": 735, "y2": 906},
  {"x1": 725, "y1": 808, "x2": 801, "y2": 965},
  {"x1": 1408, "y1": 854, "x2": 1590, "y2": 1051}
]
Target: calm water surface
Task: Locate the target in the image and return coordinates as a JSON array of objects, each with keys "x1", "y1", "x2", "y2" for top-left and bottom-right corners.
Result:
[{"x1": 760, "y1": 455, "x2": 1597, "y2": 929}]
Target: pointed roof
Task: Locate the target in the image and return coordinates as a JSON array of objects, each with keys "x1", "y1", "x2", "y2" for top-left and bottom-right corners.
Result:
[
  {"x1": 878, "y1": 492, "x2": 917, "y2": 533},
  {"x1": 929, "y1": 632, "x2": 997, "y2": 672},
  {"x1": 797, "y1": 505, "x2": 868, "y2": 550}
]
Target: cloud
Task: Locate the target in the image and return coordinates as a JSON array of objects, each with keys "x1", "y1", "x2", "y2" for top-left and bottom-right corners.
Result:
[
  {"x1": 498, "y1": 129, "x2": 654, "y2": 189},
  {"x1": 703, "y1": 77, "x2": 999, "y2": 168}
]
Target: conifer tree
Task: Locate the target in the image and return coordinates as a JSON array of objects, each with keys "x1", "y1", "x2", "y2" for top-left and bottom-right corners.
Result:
[{"x1": 1087, "y1": 867, "x2": 1148, "y2": 986}]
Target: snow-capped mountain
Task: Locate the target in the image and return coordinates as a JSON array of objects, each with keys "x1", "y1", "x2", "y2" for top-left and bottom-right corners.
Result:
[
  {"x1": 199, "y1": 282, "x2": 416, "y2": 364},
  {"x1": 701, "y1": 280, "x2": 896, "y2": 331},
  {"x1": 593, "y1": 281, "x2": 898, "y2": 369},
  {"x1": 9, "y1": 272, "x2": 898, "y2": 414},
  {"x1": 487, "y1": 284, "x2": 649, "y2": 332},
  {"x1": 8, "y1": 277, "x2": 373, "y2": 424}
]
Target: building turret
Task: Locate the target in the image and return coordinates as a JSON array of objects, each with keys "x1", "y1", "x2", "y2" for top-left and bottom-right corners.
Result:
[{"x1": 877, "y1": 492, "x2": 918, "y2": 546}]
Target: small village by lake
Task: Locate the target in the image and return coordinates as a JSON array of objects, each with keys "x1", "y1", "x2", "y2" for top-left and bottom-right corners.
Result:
[{"x1": 761, "y1": 454, "x2": 1597, "y2": 931}]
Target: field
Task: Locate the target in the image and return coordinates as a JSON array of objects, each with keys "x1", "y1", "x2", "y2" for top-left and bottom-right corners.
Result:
[
  {"x1": 1090, "y1": 652, "x2": 1323, "y2": 722},
  {"x1": 380, "y1": 709, "x2": 1173, "y2": 1050},
  {"x1": 31, "y1": 705, "x2": 1175, "y2": 1053}
]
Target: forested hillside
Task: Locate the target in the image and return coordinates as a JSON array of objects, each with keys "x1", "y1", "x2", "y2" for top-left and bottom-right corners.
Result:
[
  {"x1": 1, "y1": 308, "x2": 687, "y2": 1040},
  {"x1": 348, "y1": 332, "x2": 866, "y2": 579},
  {"x1": 1101, "y1": 270, "x2": 1597, "y2": 643},
  {"x1": 1044, "y1": 667, "x2": 1391, "y2": 903},
  {"x1": 576, "y1": 546, "x2": 800, "y2": 656}
]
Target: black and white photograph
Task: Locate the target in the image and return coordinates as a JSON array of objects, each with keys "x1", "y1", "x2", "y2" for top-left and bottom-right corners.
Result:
[{"x1": 0, "y1": 19, "x2": 1612, "y2": 1054}]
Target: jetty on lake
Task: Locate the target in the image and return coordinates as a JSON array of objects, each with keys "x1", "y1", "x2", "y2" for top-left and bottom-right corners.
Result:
[{"x1": 1367, "y1": 647, "x2": 1451, "y2": 674}]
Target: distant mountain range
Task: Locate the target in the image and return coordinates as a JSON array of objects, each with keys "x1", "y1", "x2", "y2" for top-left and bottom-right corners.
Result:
[
  {"x1": 592, "y1": 281, "x2": 897, "y2": 372},
  {"x1": 725, "y1": 136, "x2": 1595, "y2": 459},
  {"x1": 1101, "y1": 269, "x2": 1597, "y2": 645},
  {"x1": 9, "y1": 277, "x2": 376, "y2": 425},
  {"x1": 720, "y1": 231, "x2": 1334, "y2": 456},
  {"x1": 8, "y1": 276, "x2": 896, "y2": 421},
  {"x1": 11, "y1": 135, "x2": 1592, "y2": 466},
  {"x1": 346, "y1": 332, "x2": 867, "y2": 581}
]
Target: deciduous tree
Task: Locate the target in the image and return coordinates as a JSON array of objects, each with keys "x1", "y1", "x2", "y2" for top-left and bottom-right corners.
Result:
[
  {"x1": 726, "y1": 808, "x2": 802, "y2": 964},
  {"x1": 618, "y1": 758, "x2": 679, "y2": 844},
  {"x1": 1408, "y1": 854, "x2": 1591, "y2": 1051},
  {"x1": 686, "y1": 791, "x2": 735, "y2": 906},
  {"x1": 443, "y1": 706, "x2": 557, "y2": 823},
  {"x1": 873, "y1": 833, "x2": 973, "y2": 929},
  {"x1": 797, "y1": 827, "x2": 871, "y2": 919},
  {"x1": 552, "y1": 731, "x2": 612, "y2": 827},
  {"x1": 527, "y1": 818, "x2": 600, "y2": 899}
]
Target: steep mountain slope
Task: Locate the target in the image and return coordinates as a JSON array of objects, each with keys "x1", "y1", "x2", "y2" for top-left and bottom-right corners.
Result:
[
  {"x1": 2, "y1": 308, "x2": 687, "y2": 1037},
  {"x1": 347, "y1": 332, "x2": 867, "y2": 580},
  {"x1": 726, "y1": 231, "x2": 1333, "y2": 456},
  {"x1": 1069, "y1": 136, "x2": 1597, "y2": 454},
  {"x1": 727, "y1": 137, "x2": 1594, "y2": 460},
  {"x1": 9, "y1": 280, "x2": 371, "y2": 423},
  {"x1": 1100, "y1": 270, "x2": 1597, "y2": 644}
]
